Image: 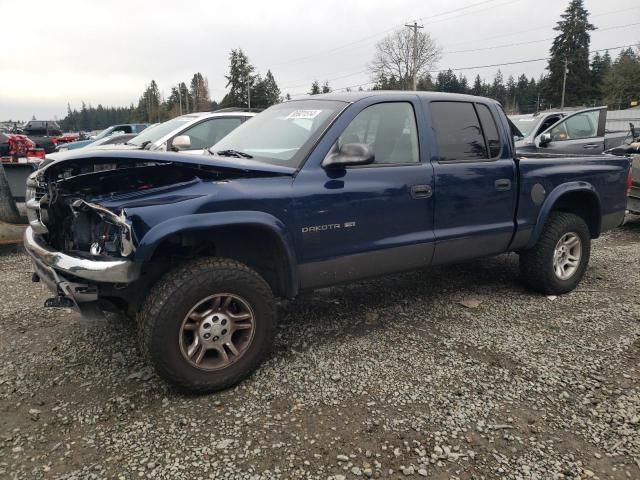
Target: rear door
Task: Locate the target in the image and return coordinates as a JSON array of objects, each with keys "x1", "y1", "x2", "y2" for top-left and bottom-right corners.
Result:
[
  {"x1": 429, "y1": 100, "x2": 517, "y2": 264},
  {"x1": 536, "y1": 107, "x2": 606, "y2": 154}
]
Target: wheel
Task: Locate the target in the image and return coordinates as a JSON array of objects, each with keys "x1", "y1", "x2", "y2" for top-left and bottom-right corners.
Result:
[
  {"x1": 519, "y1": 212, "x2": 591, "y2": 295},
  {"x1": 138, "y1": 257, "x2": 276, "y2": 393}
]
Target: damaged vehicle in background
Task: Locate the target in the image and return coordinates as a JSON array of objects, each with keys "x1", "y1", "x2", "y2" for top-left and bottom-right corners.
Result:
[
  {"x1": 514, "y1": 106, "x2": 633, "y2": 155},
  {"x1": 24, "y1": 92, "x2": 631, "y2": 393}
]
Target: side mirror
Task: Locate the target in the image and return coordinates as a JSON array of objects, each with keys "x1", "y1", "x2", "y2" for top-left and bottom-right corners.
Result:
[
  {"x1": 172, "y1": 135, "x2": 191, "y2": 151},
  {"x1": 539, "y1": 132, "x2": 552, "y2": 146},
  {"x1": 322, "y1": 143, "x2": 375, "y2": 169}
]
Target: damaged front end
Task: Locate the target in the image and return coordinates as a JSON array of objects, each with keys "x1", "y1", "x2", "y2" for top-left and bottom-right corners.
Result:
[
  {"x1": 24, "y1": 156, "x2": 216, "y2": 315},
  {"x1": 27, "y1": 158, "x2": 203, "y2": 260}
]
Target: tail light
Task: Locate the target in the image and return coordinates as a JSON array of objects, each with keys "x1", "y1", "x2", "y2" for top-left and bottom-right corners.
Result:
[
  {"x1": 27, "y1": 148, "x2": 46, "y2": 160},
  {"x1": 626, "y1": 163, "x2": 633, "y2": 196}
]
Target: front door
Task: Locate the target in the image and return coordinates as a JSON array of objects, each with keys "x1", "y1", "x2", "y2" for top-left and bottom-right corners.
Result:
[
  {"x1": 536, "y1": 107, "x2": 606, "y2": 155},
  {"x1": 293, "y1": 100, "x2": 435, "y2": 289}
]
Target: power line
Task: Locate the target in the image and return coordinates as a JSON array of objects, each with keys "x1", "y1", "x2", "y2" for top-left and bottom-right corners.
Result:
[
  {"x1": 280, "y1": 20, "x2": 639, "y2": 92},
  {"x1": 258, "y1": 0, "x2": 519, "y2": 69},
  {"x1": 285, "y1": 43, "x2": 637, "y2": 96},
  {"x1": 443, "y1": 21, "x2": 640, "y2": 54},
  {"x1": 444, "y1": 5, "x2": 639, "y2": 48}
]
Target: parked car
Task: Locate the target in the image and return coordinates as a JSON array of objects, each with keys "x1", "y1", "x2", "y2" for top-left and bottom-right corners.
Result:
[
  {"x1": 41, "y1": 112, "x2": 254, "y2": 168},
  {"x1": 24, "y1": 92, "x2": 631, "y2": 393},
  {"x1": 110, "y1": 111, "x2": 255, "y2": 153},
  {"x1": 510, "y1": 111, "x2": 568, "y2": 148},
  {"x1": 21, "y1": 120, "x2": 63, "y2": 154},
  {"x1": 56, "y1": 123, "x2": 149, "y2": 152},
  {"x1": 81, "y1": 133, "x2": 137, "y2": 149},
  {"x1": 515, "y1": 107, "x2": 632, "y2": 155}
]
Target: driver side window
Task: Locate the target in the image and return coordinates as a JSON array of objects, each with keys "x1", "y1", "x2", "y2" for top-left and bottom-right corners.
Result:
[
  {"x1": 549, "y1": 111, "x2": 599, "y2": 142},
  {"x1": 339, "y1": 102, "x2": 419, "y2": 164}
]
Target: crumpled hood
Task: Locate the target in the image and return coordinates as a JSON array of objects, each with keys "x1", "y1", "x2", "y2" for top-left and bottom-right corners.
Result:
[{"x1": 40, "y1": 148, "x2": 296, "y2": 176}]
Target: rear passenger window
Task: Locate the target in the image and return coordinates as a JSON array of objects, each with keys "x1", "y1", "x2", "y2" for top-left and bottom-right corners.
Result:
[
  {"x1": 339, "y1": 103, "x2": 419, "y2": 164},
  {"x1": 431, "y1": 101, "x2": 487, "y2": 161},
  {"x1": 476, "y1": 104, "x2": 501, "y2": 158}
]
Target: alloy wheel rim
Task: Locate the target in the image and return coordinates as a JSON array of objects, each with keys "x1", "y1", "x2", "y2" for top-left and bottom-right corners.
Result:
[
  {"x1": 552, "y1": 232, "x2": 582, "y2": 280},
  {"x1": 179, "y1": 293, "x2": 255, "y2": 371}
]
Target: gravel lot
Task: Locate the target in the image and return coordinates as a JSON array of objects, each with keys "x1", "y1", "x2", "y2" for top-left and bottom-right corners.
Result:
[{"x1": 1, "y1": 220, "x2": 639, "y2": 479}]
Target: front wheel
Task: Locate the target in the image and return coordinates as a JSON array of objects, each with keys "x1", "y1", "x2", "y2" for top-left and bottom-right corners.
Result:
[
  {"x1": 138, "y1": 257, "x2": 276, "y2": 393},
  {"x1": 519, "y1": 212, "x2": 591, "y2": 295}
]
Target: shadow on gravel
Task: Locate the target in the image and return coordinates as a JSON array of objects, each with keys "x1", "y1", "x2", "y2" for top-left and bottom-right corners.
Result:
[{"x1": 273, "y1": 254, "x2": 522, "y2": 354}]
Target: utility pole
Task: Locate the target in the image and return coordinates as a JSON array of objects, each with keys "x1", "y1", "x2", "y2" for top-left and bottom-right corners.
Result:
[
  {"x1": 560, "y1": 57, "x2": 569, "y2": 110},
  {"x1": 178, "y1": 85, "x2": 182, "y2": 115},
  {"x1": 405, "y1": 21, "x2": 423, "y2": 91},
  {"x1": 246, "y1": 77, "x2": 252, "y2": 109}
]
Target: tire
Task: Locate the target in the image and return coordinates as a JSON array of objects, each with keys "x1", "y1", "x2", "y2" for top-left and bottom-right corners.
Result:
[
  {"x1": 138, "y1": 257, "x2": 276, "y2": 393},
  {"x1": 520, "y1": 212, "x2": 591, "y2": 295}
]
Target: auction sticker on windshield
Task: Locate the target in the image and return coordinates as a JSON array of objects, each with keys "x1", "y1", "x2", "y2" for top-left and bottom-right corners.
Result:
[{"x1": 286, "y1": 110, "x2": 322, "y2": 120}]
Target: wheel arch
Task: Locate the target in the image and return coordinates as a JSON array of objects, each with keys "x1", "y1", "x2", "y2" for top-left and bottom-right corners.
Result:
[
  {"x1": 527, "y1": 183, "x2": 601, "y2": 249},
  {"x1": 134, "y1": 211, "x2": 299, "y2": 298}
]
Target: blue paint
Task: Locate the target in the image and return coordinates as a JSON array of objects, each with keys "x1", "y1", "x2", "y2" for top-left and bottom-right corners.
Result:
[{"x1": 45, "y1": 92, "x2": 631, "y2": 296}]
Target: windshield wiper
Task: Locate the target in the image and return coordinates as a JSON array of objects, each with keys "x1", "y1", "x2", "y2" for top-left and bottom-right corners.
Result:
[{"x1": 215, "y1": 149, "x2": 253, "y2": 159}]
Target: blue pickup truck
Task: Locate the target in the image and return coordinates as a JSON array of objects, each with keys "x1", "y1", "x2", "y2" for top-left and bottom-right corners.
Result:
[{"x1": 24, "y1": 92, "x2": 631, "y2": 392}]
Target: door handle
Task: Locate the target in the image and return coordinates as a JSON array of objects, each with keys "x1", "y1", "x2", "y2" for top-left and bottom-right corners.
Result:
[
  {"x1": 583, "y1": 144, "x2": 601, "y2": 149},
  {"x1": 410, "y1": 184, "x2": 432, "y2": 199},
  {"x1": 494, "y1": 179, "x2": 512, "y2": 191}
]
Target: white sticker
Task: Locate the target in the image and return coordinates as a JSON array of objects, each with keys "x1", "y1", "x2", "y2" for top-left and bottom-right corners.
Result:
[
  {"x1": 286, "y1": 109, "x2": 322, "y2": 120},
  {"x1": 517, "y1": 118, "x2": 536, "y2": 122}
]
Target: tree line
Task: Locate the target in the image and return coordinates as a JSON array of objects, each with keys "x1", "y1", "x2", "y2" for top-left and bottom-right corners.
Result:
[
  {"x1": 369, "y1": 0, "x2": 639, "y2": 114},
  {"x1": 58, "y1": 0, "x2": 638, "y2": 132}
]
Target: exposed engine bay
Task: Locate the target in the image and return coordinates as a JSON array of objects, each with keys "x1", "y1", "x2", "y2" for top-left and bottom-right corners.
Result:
[{"x1": 31, "y1": 158, "x2": 246, "y2": 258}]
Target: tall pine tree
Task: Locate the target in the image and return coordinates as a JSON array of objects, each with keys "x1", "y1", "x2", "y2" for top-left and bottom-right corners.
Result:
[
  {"x1": 546, "y1": 0, "x2": 595, "y2": 107},
  {"x1": 221, "y1": 49, "x2": 255, "y2": 108}
]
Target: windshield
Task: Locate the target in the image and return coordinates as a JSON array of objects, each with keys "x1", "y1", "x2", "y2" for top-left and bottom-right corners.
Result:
[
  {"x1": 127, "y1": 115, "x2": 199, "y2": 147},
  {"x1": 210, "y1": 100, "x2": 346, "y2": 167},
  {"x1": 94, "y1": 126, "x2": 116, "y2": 140},
  {"x1": 509, "y1": 116, "x2": 540, "y2": 137}
]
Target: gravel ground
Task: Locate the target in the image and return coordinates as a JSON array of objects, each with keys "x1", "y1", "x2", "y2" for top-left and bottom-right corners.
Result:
[{"x1": 1, "y1": 220, "x2": 639, "y2": 480}]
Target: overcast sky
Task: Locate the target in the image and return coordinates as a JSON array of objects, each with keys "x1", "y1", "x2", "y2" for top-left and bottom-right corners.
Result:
[{"x1": 1, "y1": 0, "x2": 638, "y2": 121}]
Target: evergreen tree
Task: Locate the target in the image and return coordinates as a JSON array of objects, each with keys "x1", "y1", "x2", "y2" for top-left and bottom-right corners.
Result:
[
  {"x1": 505, "y1": 75, "x2": 517, "y2": 113},
  {"x1": 490, "y1": 70, "x2": 506, "y2": 105},
  {"x1": 458, "y1": 74, "x2": 469, "y2": 94},
  {"x1": 603, "y1": 47, "x2": 640, "y2": 109},
  {"x1": 220, "y1": 49, "x2": 255, "y2": 108},
  {"x1": 251, "y1": 73, "x2": 281, "y2": 109},
  {"x1": 590, "y1": 51, "x2": 611, "y2": 104},
  {"x1": 435, "y1": 69, "x2": 460, "y2": 93},
  {"x1": 321, "y1": 81, "x2": 331, "y2": 94},
  {"x1": 309, "y1": 80, "x2": 321, "y2": 95},
  {"x1": 417, "y1": 74, "x2": 434, "y2": 91},
  {"x1": 546, "y1": 0, "x2": 595, "y2": 106},
  {"x1": 190, "y1": 73, "x2": 211, "y2": 112},
  {"x1": 136, "y1": 80, "x2": 161, "y2": 122},
  {"x1": 471, "y1": 75, "x2": 483, "y2": 96}
]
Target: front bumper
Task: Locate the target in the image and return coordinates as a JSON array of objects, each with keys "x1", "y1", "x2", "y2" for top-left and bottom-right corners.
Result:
[{"x1": 24, "y1": 227, "x2": 141, "y2": 304}]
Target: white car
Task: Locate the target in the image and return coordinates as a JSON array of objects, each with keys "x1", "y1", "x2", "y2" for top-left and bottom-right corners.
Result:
[
  {"x1": 41, "y1": 111, "x2": 256, "y2": 168},
  {"x1": 120, "y1": 110, "x2": 256, "y2": 154}
]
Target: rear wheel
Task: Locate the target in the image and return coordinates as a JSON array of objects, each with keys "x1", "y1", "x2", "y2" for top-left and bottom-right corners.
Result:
[
  {"x1": 138, "y1": 257, "x2": 276, "y2": 393},
  {"x1": 520, "y1": 212, "x2": 591, "y2": 295}
]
